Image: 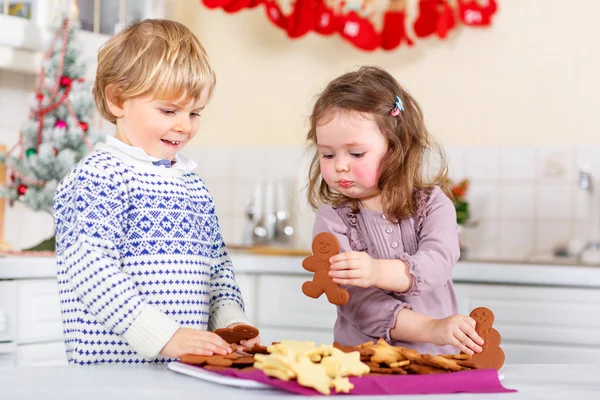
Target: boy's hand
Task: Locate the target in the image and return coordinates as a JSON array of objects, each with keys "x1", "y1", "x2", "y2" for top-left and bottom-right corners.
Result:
[
  {"x1": 328, "y1": 251, "x2": 381, "y2": 288},
  {"x1": 429, "y1": 315, "x2": 484, "y2": 355},
  {"x1": 160, "y1": 327, "x2": 231, "y2": 358},
  {"x1": 226, "y1": 322, "x2": 261, "y2": 349}
]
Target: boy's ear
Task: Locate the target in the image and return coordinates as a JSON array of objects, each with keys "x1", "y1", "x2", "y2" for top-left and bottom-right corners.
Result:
[{"x1": 105, "y1": 84, "x2": 124, "y2": 118}]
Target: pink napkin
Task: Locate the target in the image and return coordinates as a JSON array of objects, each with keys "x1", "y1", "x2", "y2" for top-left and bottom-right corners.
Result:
[{"x1": 215, "y1": 367, "x2": 516, "y2": 396}]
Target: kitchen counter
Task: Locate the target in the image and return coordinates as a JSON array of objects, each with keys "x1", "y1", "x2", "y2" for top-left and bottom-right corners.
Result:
[
  {"x1": 0, "y1": 364, "x2": 598, "y2": 399},
  {"x1": 2, "y1": 254, "x2": 600, "y2": 288}
]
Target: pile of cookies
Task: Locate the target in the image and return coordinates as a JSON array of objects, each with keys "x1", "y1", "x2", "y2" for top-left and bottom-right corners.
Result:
[
  {"x1": 178, "y1": 321, "x2": 501, "y2": 396},
  {"x1": 179, "y1": 338, "x2": 482, "y2": 396},
  {"x1": 337, "y1": 339, "x2": 478, "y2": 375}
]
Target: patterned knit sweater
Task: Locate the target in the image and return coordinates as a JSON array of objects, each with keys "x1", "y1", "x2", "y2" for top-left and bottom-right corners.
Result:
[{"x1": 53, "y1": 143, "x2": 250, "y2": 365}]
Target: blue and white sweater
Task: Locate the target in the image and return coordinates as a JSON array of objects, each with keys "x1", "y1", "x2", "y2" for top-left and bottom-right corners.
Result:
[{"x1": 53, "y1": 143, "x2": 250, "y2": 365}]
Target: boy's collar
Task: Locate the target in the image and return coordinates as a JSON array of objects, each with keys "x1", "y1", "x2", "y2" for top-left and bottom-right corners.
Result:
[{"x1": 104, "y1": 136, "x2": 197, "y2": 172}]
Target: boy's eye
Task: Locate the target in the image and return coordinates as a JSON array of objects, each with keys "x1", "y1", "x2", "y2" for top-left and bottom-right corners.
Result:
[
  {"x1": 190, "y1": 112, "x2": 201, "y2": 118},
  {"x1": 351, "y1": 152, "x2": 365, "y2": 158},
  {"x1": 321, "y1": 154, "x2": 334, "y2": 159},
  {"x1": 161, "y1": 109, "x2": 176, "y2": 115}
]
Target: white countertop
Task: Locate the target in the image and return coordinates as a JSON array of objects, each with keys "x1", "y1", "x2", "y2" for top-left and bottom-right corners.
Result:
[
  {"x1": 0, "y1": 364, "x2": 598, "y2": 399},
  {"x1": 2, "y1": 253, "x2": 600, "y2": 288}
]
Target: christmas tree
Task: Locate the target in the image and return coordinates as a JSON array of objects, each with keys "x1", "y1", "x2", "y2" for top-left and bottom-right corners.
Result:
[{"x1": 0, "y1": 16, "x2": 105, "y2": 251}]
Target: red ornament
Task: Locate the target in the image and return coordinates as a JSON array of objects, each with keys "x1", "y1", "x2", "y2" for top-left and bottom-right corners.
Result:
[
  {"x1": 10, "y1": 174, "x2": 15, "y2": 182},
  {"x1": 60, "y1": 76, "x2": 72, "y2": 87},
  {"x1": 264, "y1": 0, "x2": 288, "y2": 30},
  {"x1": 53, "y1": 147, "x2": 59, "y2": 156},
  {"x1": 287, "y1": 0, "x2": 319, "y2": 38},
  {"x1": 79, "y1": 122, "x2": 89, "y2": 132},
  {"x1": 202, "y1": 0, "x2": 236, "y2": 8},
  {"x1": 381, "y1": 1, "x2": 414, "y2": 50},
  {"x1": 17, "y1": 184, "x2": 28, "y2": 196},
  {"x1": 314, "y1": 0, "x2": 338, "y2": 35},
  {"x1": 436, "y1": 0, "x2": 456, "y2": 39},
  {"x1": 36, "y1": 92, "x2": 44, "y2": 101},
  {"x1": 414, "y1": 0, "x2": 439, "y2": 38},
  {"x1": 458, "y1": 0, "x2": 497, "y2": 26},
  {"x1": 338, "y1": 11, "x2": 380, "y2": 51},
  {"x1": 223, "y1": 0, "x2": 262, "y2": 13},
  {"x1": 55, "y1": 120, "x2": 67, "y2": 128}
]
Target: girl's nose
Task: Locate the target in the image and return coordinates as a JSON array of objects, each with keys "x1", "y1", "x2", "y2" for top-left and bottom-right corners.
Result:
[{"x1": 335, "y1": 158, "x2": 349, "y2": 172}]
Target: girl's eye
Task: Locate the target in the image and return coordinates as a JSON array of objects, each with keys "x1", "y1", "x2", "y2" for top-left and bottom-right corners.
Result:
[
  {"x1": 161, "y1": 109, "x2": 176, "y2": 115},
  {"x1": 351, "y1": 152, "x2": 365, "y2": 158},
  {"x1": 190, "y1": 112, "x2": 202, "y2": 118},
  {"x1": 321, "y1": 154, "x2": 334, "y2": 159}
]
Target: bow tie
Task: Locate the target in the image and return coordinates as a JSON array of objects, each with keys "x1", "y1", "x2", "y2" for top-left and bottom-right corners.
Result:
[{"x1": 152, "y1": 159, "x2": 173, "y2": 168}]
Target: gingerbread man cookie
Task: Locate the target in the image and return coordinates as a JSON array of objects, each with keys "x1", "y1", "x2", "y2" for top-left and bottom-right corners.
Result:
[
  {"x1": 214, "y1": 324, "x2": 259, "y2": 344},
  {"x1": 469, "y1": 307, "x2": 505, "y2": 370},
  {"x1": 302, "y1": 232, "x2": 349, "y2": 305}
]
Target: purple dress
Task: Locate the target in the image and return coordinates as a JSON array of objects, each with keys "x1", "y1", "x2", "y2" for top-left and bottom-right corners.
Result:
[{"x1": 313, "y1": 186, "x2": 460, "y2": 354}]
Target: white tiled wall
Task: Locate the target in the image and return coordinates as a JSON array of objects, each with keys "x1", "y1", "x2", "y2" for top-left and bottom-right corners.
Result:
[
  {"x1": 1, "y1": 69, "x2": 599, "y2": 262},
  {"x1": 448, "y1": 146, "x2": 599, "y2": 261}
]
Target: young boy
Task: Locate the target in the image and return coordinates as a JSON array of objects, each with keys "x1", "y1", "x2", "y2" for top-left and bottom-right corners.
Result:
[{"x1": 53, "y1": 19, "x2": 257, "y2": 365}]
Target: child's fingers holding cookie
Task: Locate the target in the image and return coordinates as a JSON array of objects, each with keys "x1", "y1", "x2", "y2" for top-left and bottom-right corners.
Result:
[
  {"x1": 453, "y1": 327, "x2": 482, "y2": 355},
  {"x1": 329, "y1": 251, "x2": 363, "y2": 269}
]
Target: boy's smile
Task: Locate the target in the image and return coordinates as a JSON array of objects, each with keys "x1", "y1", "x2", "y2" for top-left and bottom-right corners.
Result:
[{"x1": 109, "y1": 87, "x2": 210, "y2": 161}]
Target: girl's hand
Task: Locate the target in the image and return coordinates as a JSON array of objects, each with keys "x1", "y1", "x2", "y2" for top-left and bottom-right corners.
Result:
[
  {"x1": 429, "y1": 315, "x2": 484, "y2": 355},
  {"x1": 328, "y1": 251, "x2": 381, "y2": 288},
  {"x1": 160, "y1": 328, "x2": 231, "y2": 358}
]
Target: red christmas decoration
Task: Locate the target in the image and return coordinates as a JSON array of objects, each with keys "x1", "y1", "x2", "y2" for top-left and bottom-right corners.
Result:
[
  {"x1": 287, "y1": 0, "x2": 319, "y2": 38},
  {"x1": 314, "y1": 0, "x2": 338, "y2": 35},
  {"x1": 458, "y1": 0, "x2": 497, "y2": 26},
  {"x1": 413, "y1": 0, "x2": 439, "y2": 38},
  {"x1": 381, "y1": 0, "x2": 413, "y2": 50},
  {"x1": 36, "y1": 92, "x2": 44, "y2": 101},
  {"x1": 79, "y1": 122, "x2": 89, "y2": 132},
  {"x1": 55, "y1": 120, "x2": 67, "y2": 128},
  {"x1": 199, "y1": 0, "x2": 498, "y2": 51},
  {"x1": 223, "y1": 0, "x2": 263, "y2": 13},
  {"x1": 60, "y1": 76, "x2": 72, "y2": 87},
  {"x1": 338, "y1": 10, "x2": 379, "y2": 51},
  {"x1": 53, "y1": 147, "x2": 59, "y2": 156},
  {"x1": 202, "y1": 0, "x2": 236, "y2": 8},
  {"x1": 436, "y1": 0, "x2": 456, "y2": 39},
  {"x1": 17, "y1": 184, "x2": 28, "y2": 196},
  {"x1": 264, "y1": 0, "x2": 289, "y2": 30}
]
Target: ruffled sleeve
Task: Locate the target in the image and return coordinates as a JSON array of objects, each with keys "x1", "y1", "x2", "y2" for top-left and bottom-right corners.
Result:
[{"x1": 400, "y1": 186, "x2": 460, "y2": 296}]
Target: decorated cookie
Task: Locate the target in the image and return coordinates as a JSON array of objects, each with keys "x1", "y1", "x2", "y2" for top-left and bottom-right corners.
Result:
[
  {"x1": 469, "y1": 307, "x2": 505, "y2": 370},
  {"x1": 302, "y1": 232, "x2": 349, "y2": 305},
  {"x1": 214, "y1": 324, "x2": 259, "y2": 344}
]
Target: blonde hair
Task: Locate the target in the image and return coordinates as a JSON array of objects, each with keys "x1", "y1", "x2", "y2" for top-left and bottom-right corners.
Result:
[
  {"x1": 306, "y1": 66, "x2": 449, "y2": 222},
  {"x1": 93, "y1": 19, "x2": 216, "y2": 124}
]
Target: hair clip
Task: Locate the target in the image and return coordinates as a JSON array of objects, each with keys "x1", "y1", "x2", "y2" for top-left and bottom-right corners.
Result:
[{"x1": 391, "y1": 95, "x2": 404, "y2": 116}]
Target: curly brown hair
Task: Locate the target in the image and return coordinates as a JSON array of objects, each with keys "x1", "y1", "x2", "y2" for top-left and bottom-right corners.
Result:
[{"x1": 306, "y1": 66, "x2": 449, "y2": 222}]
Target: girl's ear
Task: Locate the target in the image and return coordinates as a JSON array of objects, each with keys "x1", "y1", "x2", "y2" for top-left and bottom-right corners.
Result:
[{"x1": 105, "y1": 84, "x2": 124, "y2": 118}]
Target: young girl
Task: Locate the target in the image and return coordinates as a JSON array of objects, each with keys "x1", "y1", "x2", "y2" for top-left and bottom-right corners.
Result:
[
  {"x1": 306, "y1": 66, "x2": 483, "y2": 355},
  {"x1": 53, "y1": 19, "x2": 258, "y2": 365}
]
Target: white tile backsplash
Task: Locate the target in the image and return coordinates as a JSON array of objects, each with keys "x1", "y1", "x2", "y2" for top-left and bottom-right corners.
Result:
[
  {"x1": 535, "y1": 220, "x2": 572, "y2": 254},
  {"x1": 498, "y1": 220, "x2": 535, "y2": 260},
  {"x1": 535, "y1": 183, "x2": 573, "y2": 220},
  {"x1": 536, "y1": 146, "x2": 575, "y2": 182},
  {"x1": 2, "y1": 68, "x2": 600, "y2": 260},
  {"x1": 466, "y1": 184, "x2": 499, "y2": 220},
  {"x1": 499, "y1": 184, "x2": 535, "y2": 219},
  {"x1": 499, "y1": 147, "x2": 537, "y2": 181},
  {"x1": 464, "y1": 147, "x2": 500, "y2": 182}
]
